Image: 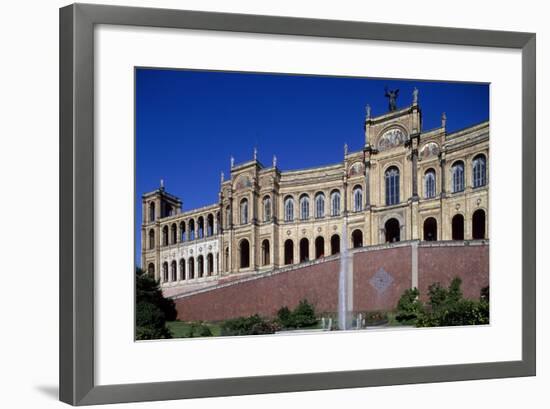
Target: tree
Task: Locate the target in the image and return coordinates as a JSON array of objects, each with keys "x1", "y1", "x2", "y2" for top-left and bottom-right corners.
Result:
[{"x1": 135, "y1": 267, "x2": 176, "y2": 339}]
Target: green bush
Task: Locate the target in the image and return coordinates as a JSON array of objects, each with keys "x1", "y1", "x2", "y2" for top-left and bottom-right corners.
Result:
[
  {"x1": 276, "y1": 306, "x2": 294, "y2": 328},
  {"x1": 220, "y1": 315, "x2": 278, "y2": 336},
  {"x1": 416, "y1": 278, "x2": 489, "y2": 327},
  {"x1": 292, "y1": 300, "x2": 317, "y2": 328},
  {"x1": 395, "y1": 287, "x2": 422, "y2": 324},
  {"x1": 394, "y1": 278, "x2": 490, "y2": 328},
  {"x1": 186, "y1": 322, "x2": 213, "y2": 338},
  {"x1": 277, "y1": 299, "x2": 317, "y2": 329}
]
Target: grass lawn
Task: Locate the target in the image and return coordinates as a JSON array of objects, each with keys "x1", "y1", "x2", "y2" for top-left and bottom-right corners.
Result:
[{"x1": 167, "y1": 321, "x2": 222, "y2": 338}]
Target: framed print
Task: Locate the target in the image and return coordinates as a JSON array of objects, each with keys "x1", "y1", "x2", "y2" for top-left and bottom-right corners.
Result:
[{"x1": 59, "y1": 3, "x2": 536, "y2": 406}]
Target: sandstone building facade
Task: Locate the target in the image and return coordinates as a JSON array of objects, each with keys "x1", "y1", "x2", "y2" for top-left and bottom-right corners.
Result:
[{"x1": 140, "y1": 93, "x2": 489, "y2": 294}]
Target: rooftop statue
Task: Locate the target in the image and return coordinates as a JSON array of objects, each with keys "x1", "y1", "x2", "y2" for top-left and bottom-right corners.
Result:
[{"x1": 384, "y1": 86, "x2": 399, "y2": 112}]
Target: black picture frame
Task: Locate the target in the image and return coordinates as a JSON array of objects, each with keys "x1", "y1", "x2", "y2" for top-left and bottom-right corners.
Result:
[{"x1": 59, "y1": 3, "x2": 536, "y2": 405}]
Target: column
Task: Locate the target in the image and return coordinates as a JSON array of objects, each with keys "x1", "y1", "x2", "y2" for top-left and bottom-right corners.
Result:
[
  {"x1": 364, "y1": 161, "x2": 371, "y2": 208},
  {"x1": 411, "y1": 148, "x2": 419, "y2": 200},
  {"x1": 440, "y1": 157, "x2": 447, "y2": 197}
]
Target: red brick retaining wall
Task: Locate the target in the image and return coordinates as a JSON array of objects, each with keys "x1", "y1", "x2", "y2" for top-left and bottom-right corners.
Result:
[
  {"x1": 418, "y1": 244, "x2": 489, "y2": 302},
  {"x1": 353, "y1": 246, "x2": 412, "y2": 312},
  {"x1": 173, "y1": 241, "x2": 489, "y2": 322}
]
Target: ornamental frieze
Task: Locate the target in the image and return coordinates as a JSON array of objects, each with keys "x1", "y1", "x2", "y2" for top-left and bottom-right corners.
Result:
[
  {"x1": 377, "y1": 128, "x2": 407, "y2": 151},
  {"x1": 348, "y1": 161, "x2": 364, "y2": 177},
  {"x1": 420, "y1": 142, "x2": 440, "y2": 160}
]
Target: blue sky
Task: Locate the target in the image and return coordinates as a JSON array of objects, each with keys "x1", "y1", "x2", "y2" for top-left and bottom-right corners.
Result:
[{"x1": 135, "y1": 68, "x2": 489, "y2": 261}]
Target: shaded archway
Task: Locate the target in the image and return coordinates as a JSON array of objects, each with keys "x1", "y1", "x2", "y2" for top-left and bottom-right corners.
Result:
[
  {"x1": 197, "y1": 216, "x2": 204, "y2": 239},
  {"x1": 225, "y1": 247, "x2": 229, "y2": 272},
  {"x1": 188, "y1": 257, "x2": 195, "y2": 279},
  {"x1": 352, "y1": 229, "x2": 363, "y2": 248},
  {"x1": 162, "y1": 226, "x2": 168, "y2": 246},
  {"x1": 162, "y1": 262, "x2": 168, "y2": 282},
  {"x1": 148, "y1": 229, "x2": 155, "y2": 250},
  {"x1": 147, "y1": 263, "x2": 155, "y2": 277},
  {"x1": 188, "y1": 219, "x2": 195, "y2": 240},
  {"x1": 197, "y1": 255, "x2": 204, "y2": 278},
  {"x1": 207, "y1": 213, "x2": 214, "y2": 236},
  {"x1": 300, "y1": 238, "x2": 310, "y2": 262},
  {"x1": 149, "y1": 202, "x2": 155, "y2": 222},
  {"x1": 171, "y1": 223, "x2": 177, "y2": 244},
  {"x1": 423, "y1": 217, "x2": 437, "y2": 241},
  {"x1": 171, "y1": 260, "x2": 177, "y2": 281},
  {"x1": 385, "y1": 218, "x2": 400, "y2": 243},
  {"x1": 315, "y1": 236, "x2": 325, "y2": 259},
  {"x1": 261, "y1": 239, "x2": 270, "y2": 266},
  {"x1": 452, "y1": 214, "x2": 465, "y2": 240},
  {"x1": 472, "y1": 209, "x2": 486, "y2": 239},
  {"x1": 239, "y1": 239, "x2": 250, "y2": 269},
  {"x1": 284, "y1": 239, "x2": 294, "y2": 265},
  {"x1": 207, "y1": 253, "x2": 214, "y2": 275},
  {"x1": 330, "y1": 234, "x2": 340, "y2": 255}
]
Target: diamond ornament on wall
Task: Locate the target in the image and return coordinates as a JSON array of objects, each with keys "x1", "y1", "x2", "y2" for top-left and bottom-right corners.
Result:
[{"x1": 370, "y1": 268, "x2": 394, "y2": 294}]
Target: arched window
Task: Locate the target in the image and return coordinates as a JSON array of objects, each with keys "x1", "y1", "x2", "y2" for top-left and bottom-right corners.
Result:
[
  {"x1": 239, "y1": 239, "x2": 250, "y2": 268},
  {"x1": 171, "y1": 260, "x2": 177, "y2": 281},
  {"x1": 300, "y1": 194, "x2": 310, "y2": 220},
  {"x1": 353, "y1": 186, "x2": 363, "y2": 212},
  {"x1": 330, "y1": 234, "x2": 340, "y2": 255},
  {"x1": 331, "y1": 190, "x2": 341, "y2": 216},
  {"x1": 423, "y1": 217, "x2": 437, "y2": 241},
  {"x1": 179, "y1": 221, "x2": 186, "y2": 242},
  {"x1": 188, "y1": 219, "x2": 195, "y2": 241},
  {"x1": 207, "y1": 253, "x2": 214, "y2": 275},
  {"x1": 385, "y1": 166, "x2": 400, "y2": 206},
  {"x1": 179, "y1": 258, "x2": 186, "y2": 280},
  {"x1": 424, "y1": 169, "x2": 436, "y2": 199},
  {"x1": 352, "y1": 229, "x2": 363, "y2": 248},
  {"x1": 149, "y1": 202, "x2": 155, "y2": 222},
  {"x1": 263, "y1": 196, "x2": 272, "y2": 222},
  {"x1": 170, "y1": 223, "x2": 177, "y2": 244},
  {"x1": 472, "y1": 209, "x2": 486, "y2": 239},
  {"x1": 197, "y1": 255, "x2": 204, "y2": 277},
  {"x1": 315, "y1": 236, "x2": 325, "y2": 259},
  {"x1": 240, "y1": 198, "x2": 249, "y2": 225},
  {"x1": 452, "y1": 214, "x2": 465, "y2": 240},
  {"x1": 148, "y1": 229, "x2": 155, "y2": 250},
  {"x1": 300, "y1": 238, "x2": 309, "y2": 262},
  {"x1": 163, "y1": 203, "x2": 174, "y2": 218},
  {"x1": 385, "y1": 218, "x2": 401, "y2": 242},
  {"x1": 284, "y1": 196, "x2": 294, "y2": 222},
  {"x1": 315, "y1": 193, "x2": 325, "y2": 218},
  {"x1": 284, "y1": 239, "x2": 294, "y2": 265},
  {"x1": 197, "y1": 216, "x2": 204, "y2": 238},
  {"x1": 162, "y1": 226, "x2": 168, "y2": 246},
  {"x1": 162, "y1": 262, "x2": 168, "y2": 282},
  {"x1": 207, "y1": 214, "x2": 214, "y2": 236},
  {"x1": 452, "y1": 161, "x2": 465, "y2": 193},
  {"x1": 473, "y1": 154, "x2": 487, "y2": 188},
  {"x1": 147, "y1": 263, "x2": 155, "y2": 277},
  {"x1": 188, "y1": 257, "x2": 195, "y2": 279},
  {"x1": 261, "y1": 239, "x2": 270, "y2": 266}
]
